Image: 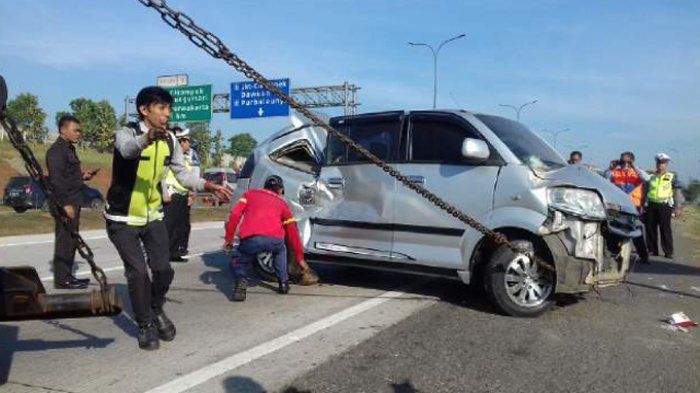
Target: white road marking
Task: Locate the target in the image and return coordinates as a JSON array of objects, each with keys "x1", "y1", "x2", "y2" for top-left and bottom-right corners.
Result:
[
  {"x1": 0, "y1": 234, "x2": 108, "y2": 248},
  {"x1": 145, "y1": 290, "x2": 410, "y2": 393},
  {"x1": 691, "y1": 286, "x2": 700, "y2": 293},
  {"x1": 38, "y1": 251, "x2": 208, "y2": 281},
  {"x1": 0, "y1": 223, "x2": 223, "y2": 248}
]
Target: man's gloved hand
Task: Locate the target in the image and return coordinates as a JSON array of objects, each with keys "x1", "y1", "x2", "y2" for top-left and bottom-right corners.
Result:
[
  {"x1": 205, "y1": 181, "x2": 233, "y2": 200},
  {"x1": 298, "y1": 259, "x2": 319, "y2": 286},
  {"x1": 222, "y1": 241, "x2": 233, "y2": 252},
  {"x1": 147, "y1": 127, "x2": 168, "y2": 143}
]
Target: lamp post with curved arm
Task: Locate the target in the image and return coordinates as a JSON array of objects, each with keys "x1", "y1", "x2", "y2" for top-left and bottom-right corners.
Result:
[
  {"x1": 542, "y1": 128, "x2": 571, "y2": 148},
  {"x1": 499, "y1": 100, "x2": 538, "y2": 122},
  {"x1": 409, "y1": 33, "x2": 466, "y2": 109}
]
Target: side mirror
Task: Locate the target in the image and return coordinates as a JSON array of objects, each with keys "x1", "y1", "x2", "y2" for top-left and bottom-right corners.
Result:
[
  {"x1": 461, "y1": 138, "x2": 490, "y2": 161},
  {"x1": 0, "y1": 75, "x2": 7, "y2": 111}
]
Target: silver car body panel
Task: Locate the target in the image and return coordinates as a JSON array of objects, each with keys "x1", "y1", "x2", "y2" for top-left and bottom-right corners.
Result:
[{"x1": 234, "y1": 109, "x2": 637, "y2": 290}]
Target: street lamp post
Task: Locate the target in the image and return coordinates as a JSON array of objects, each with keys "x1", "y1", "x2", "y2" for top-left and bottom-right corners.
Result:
[
  {"x1": 409, "y1": 33, "x2": 466, "y2": 109},
  {"x1": 542, "y1": 128, "x2": 571, "y2": 148},
  {"x1": 499, "y1": 100, "x2": 538, "y2": 122}
]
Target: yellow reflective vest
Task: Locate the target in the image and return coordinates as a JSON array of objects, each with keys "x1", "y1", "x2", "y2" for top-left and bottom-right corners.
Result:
[{"x1": 647, "y1": 172, "x2": 675, "y2": 204}]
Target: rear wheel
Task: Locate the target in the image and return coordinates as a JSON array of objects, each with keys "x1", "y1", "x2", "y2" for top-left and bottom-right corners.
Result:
[
  {"x1": 90, "y1": 198, "x2": 104, "y2": 210},
  {"x1": 484, "y1": 240, "x2": 555, "y2": 317},
  {"x1": 13, "y1": 207, "x2": 28, "y2": 213},
  {"x1": 252, "y1": 243, "x2": 306, "y2": 283}
]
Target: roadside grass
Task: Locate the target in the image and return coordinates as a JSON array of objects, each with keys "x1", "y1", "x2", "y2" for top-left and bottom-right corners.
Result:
[
  {"x1": 0, "y1": 205, "x2": 230, "y2": 237},
  {"x1": 0, "y1": 139, "x2": 113, "y2": 194},
  {"x1": 683, "y1": 204, "x2": 700, "y2": 260}
]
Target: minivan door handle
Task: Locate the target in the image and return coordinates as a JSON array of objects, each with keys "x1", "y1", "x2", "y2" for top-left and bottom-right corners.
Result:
[
  {"x1": 406, "y1": 175, "x2": 425, "y2": 185},
  {"x1": 326, "y1": 177, "x2": 346, "y2": 189}
]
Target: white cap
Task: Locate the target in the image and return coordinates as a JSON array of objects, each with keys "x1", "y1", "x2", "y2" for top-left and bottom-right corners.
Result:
[
  {"x1": 655, "y1": 153, "x2": 671, "y2": 162},
  {"x1": 175, "y1": 128, "x2": 191, "y2": 140}
]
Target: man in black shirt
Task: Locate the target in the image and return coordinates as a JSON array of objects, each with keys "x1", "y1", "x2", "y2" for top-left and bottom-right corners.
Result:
[{"x1": 46, "y1": 115, "x2": 95, "y2": 289}]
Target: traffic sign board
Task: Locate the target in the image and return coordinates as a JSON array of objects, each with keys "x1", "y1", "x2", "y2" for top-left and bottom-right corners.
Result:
[
  {"x1": 230, "y1": 79, "x2": 290, "y2": 119},
  {"x1": 157, "y1": 74, "x2": 189, "y2": 87},
  {"x1": 165, "y1": 84, "x2": 212, "y2": 122}
]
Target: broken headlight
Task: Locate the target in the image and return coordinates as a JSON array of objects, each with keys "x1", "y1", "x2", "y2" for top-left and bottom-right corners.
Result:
[{"x1": 547, "y1": 187, "x2": 606, "y2": 220}]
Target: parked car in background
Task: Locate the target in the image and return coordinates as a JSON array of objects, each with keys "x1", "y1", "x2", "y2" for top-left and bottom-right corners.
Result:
[
  {"x1": 233, "y1": 110, "x2": 641, "y2": 317},
  {"x1": 3, "y1": 176, "x2": 104, "y2": 213},
  {"x1": 202, "y1": 168, "x2": 237, "y2": 204}
]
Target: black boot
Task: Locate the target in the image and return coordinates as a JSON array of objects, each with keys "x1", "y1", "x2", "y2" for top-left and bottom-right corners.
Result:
[
  {"x1": 137, "y1": 322, "x2": 160, "y2": 351},
  {"x1": 232, "y1": 279, "x2": 247, "y2": 302},
  {"x1": 154, "y1": 310, "x2": 176, "y2": 341},
  {"x1": 278, "y1": 280, "x2": 290, "y2": 295}
]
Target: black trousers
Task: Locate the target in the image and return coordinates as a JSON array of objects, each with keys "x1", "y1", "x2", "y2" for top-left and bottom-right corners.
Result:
[
  {"x1": 53, "y1": 206, "x2": 81, "y2": 282},
  {"x1": 107, "y1": 219, "x2": 174, "y2": 325},
  {"x1": 645, "y1": 202, "x2": 674, "y2": 256},
  {"x1": 164, "y1": 193, "x2": 191, "y2": 258}
]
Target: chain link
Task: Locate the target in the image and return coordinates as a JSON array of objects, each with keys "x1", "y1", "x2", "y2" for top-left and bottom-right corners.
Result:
[
  {"x1": 0, "y1": 111, "x2": 114, "y2": 310},
  {"x1": 137, "y1": 0, "x2": 556, "y2": 273}
]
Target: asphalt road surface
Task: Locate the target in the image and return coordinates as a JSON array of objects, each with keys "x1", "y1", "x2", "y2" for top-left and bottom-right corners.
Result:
[{"x1": 1, "y1": 221, "x2": 698, "y2": 393}]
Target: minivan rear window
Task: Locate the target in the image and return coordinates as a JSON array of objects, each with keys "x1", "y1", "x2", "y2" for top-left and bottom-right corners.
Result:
[
  {"x1": 238, "y1": 154, "x2": 255, "y2": 179},
  {"x1": 326, "y1": 117, "x2": 402, "y2": 165},
  {"x1": 7, "y1": 177, "x2": 31, "y2": 188}
]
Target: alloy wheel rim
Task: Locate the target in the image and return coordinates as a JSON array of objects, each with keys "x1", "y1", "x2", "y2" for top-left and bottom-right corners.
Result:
[
  {"x1": 257, "y1": 251, "x2": 275, "y2": 274},
  {"x1": 504, "y1": 254, "x2": 553, "y2": 308}
]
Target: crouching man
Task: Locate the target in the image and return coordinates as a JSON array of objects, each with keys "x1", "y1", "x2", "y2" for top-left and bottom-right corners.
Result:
[
  {"x1": 105, "y1": 86, "x2": 231, "y2": 350},
  {"x1": 223, "y1": 175, "x2": 313, "y2": 301}
]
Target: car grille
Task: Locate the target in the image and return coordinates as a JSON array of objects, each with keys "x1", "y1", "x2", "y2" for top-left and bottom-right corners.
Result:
[{"x1": 607, "y1": 209, "x2": 639, "y2": 233}]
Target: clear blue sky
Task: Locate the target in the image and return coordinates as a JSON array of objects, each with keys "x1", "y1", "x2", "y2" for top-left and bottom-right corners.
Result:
[{"x1": 1, "y1": 0, "x2": 698, "y2": 180}]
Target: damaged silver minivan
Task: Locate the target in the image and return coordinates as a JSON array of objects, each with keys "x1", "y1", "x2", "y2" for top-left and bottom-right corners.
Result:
[{"x1": 233, "y1": 110, "x2": 641, "y2": 317}]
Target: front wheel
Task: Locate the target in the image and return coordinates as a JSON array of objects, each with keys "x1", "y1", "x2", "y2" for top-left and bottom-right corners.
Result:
[{"x1": 484, "y1": 240, "x2": 555, "y2": 317}]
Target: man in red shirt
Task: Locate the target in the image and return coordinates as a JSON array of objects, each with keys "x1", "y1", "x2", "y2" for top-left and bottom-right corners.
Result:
[{"x1": 223, "y1": 175, "x2": 310, "y2": 301}]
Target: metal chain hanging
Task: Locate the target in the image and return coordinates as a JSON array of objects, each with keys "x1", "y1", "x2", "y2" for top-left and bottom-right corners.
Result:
[
  {"x1": 0, "y1": 105, "x2": 116, "y2": 313},
  {"x1": 136, "y1": 0, "x2": 556, "y2": 273}
]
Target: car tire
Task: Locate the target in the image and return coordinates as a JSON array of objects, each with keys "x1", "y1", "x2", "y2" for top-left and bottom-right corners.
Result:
[
  {"x1": 13, "y1": 207, "x2": 28, "y2": 213},
  {"x1": 484, "y1": 240, "x2": 555, "y2": 318},
  {"x1": 251, "y1": 240, "x2": 305, "y2": 283},
  {"x1": 90, "y1": 198, "x2": 104, "y2": 210}
]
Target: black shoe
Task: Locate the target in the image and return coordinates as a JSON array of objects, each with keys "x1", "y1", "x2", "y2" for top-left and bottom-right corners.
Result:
[
  {"x1": 54, "y1": 277, "x2": 88, "y2": 290},
  {"x1": 638, "y1": 256, "x2": 650, "y2": 264},
  {"x1": 665, "y1": 254, "x2": 674, "y2": 259},
  {"x1": 170, "y1": 256, "x2": 187, "y2": 262},
  {"x1": 154, "y1": 311, "x2": 176, "y2": 341},
  {"x1": 137, "y1": 322, "x2": 160, "y2": 351},
  {"x1": 278, "y1": 280, "x2": 290, "y2": 295},
  {"x1": 232, "y1": 279, "x2": 247, "y2": 302},
  {"x1": 70, "y1": 275, "x2": 90, "y2": 285}
]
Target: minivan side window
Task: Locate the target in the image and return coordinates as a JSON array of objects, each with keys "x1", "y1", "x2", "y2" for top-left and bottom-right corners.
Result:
[
  {"x1": 326, "y1": 118, "x2": 401, "y2": 165},
  {"x1": 409, "y1": 115, "x2": 482, "y2": 163},
  {"x1": 270, "y1": 140, "x2": 319, "y2": 174}
]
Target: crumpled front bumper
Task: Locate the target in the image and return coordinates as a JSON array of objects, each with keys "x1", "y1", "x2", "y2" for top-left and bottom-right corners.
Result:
[{"x1": 540, "y1": 209, "x2": 640, "y2": 293}]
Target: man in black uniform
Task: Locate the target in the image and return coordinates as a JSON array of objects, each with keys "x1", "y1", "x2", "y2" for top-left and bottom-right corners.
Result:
[{"x1": 46, "y1": 115, "x2": 96, "y2": 289}]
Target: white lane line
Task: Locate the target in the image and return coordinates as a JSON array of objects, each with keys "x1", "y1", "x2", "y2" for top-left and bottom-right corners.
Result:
[
  {"x1": 0, "y1": 235, "x2": 108, "y2": 248},
  {"x1": 38, "y1": 251, "x2": 209, "y2": 281},
  {"x1": 145, "y1": 290, "x2": 409, "y2": 393},
  {"x1": 0, "y1": 224, "x2": 223, "y2": 248}
]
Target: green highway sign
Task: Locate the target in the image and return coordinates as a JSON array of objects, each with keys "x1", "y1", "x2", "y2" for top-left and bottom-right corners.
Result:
[{"x1": 166, "y1": 84, "x2": 212, "y2": 122}]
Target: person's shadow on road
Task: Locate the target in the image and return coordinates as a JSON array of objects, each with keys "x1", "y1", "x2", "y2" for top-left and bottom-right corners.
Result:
[{"x1": 199, "y1": 250, "x2": 276, "y2": 301}]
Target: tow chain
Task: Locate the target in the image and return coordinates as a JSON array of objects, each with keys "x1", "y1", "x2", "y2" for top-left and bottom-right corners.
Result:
[
  {"x1": 137, "y1": 0, "x2": 555, "y2": 273},
  {"x1": 0, "y1": 101, "x2": 115, "y2": 312}
]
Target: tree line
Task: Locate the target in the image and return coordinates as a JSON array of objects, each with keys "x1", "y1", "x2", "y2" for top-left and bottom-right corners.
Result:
[{"x1": 5, "y1": 92, "x2": 258, "y2": 168}]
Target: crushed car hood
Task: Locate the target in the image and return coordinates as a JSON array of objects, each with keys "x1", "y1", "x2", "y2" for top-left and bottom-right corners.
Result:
[{"x1": 535, "y1": 165, "x2": 638, "y2": 216}]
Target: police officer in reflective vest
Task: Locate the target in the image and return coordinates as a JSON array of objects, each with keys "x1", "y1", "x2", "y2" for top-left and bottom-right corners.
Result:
[
  {"x1": 645, "y1": 153, "x2": 682, "y2": 259},
  {"x1": 162, "y1": 126, "x2": 199, "y2": 262},
  {"x1": 105, "y1": 86, "x2": 231, "y2": 350}
]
